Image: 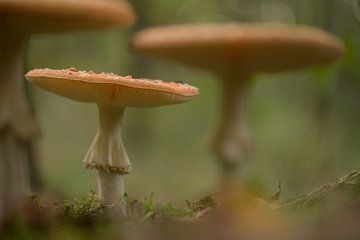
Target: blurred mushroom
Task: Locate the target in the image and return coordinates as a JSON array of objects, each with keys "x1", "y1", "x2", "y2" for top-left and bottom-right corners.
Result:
[
  {"x1": 25, "y1": 68, "x2": 199, "y2": 217},
  {"x1": 132, "y1": 23, "x2": 344, "y2": 185},
  {"x1": 0, "y1": 0, "x2": 135, "y2": 222}
]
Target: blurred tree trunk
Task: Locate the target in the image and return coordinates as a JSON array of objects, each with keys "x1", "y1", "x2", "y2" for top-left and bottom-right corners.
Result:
[
  {"x1": 308, "y1": 0, "x2": 359, "y2": 125},
  {"x1": 297, "y1": 0, "x2": 360, "y2": 153},
  {"x1": 314, "y1": 0, "x2": 336, "y2": 122},
  {"x1": 294, "y1": 0, "x2": 339, "y2": 123},
  {"x1": 128, "y1": 0, "x2": 152, "y2": 76},
  {"x1": 216, "y1": 0, "x2": 260, "y2": 22}
]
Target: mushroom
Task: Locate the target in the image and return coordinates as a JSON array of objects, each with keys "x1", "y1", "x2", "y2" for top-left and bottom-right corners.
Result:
[
  {"x1": 0, "y1": 0, "x2": 135, "y2": 220},
  {"x1": 132, "y1": 23, "x2": 344, "y2": 184},
  {"x1": 25, "y1": 68, "x2": 199, "y2": 217}
]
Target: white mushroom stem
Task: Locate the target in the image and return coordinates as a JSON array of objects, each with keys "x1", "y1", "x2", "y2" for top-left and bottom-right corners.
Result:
[
  {"x1": 0, "y1": 35, "x2": 38, "y2": 221},
  {"x1": 211, "y1": 74, "x2": 253, "y2": 183},
  {"x1": 97, "y1": 170, "x2": 126, "y2": 217},
  {"x1": 85, "y1": 105, "x2": 130, "y2": 217}
]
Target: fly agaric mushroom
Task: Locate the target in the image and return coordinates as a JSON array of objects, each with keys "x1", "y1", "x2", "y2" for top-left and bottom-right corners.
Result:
[
  {"x1": 0, "y1": 0, "x2": 134, "y2": 221},
  {"x1": 132, "y1": 23, "x2": 344, "y2": 184},
  {"x1": 25, "y1": 68, "x2": 199, "y2": 216}
]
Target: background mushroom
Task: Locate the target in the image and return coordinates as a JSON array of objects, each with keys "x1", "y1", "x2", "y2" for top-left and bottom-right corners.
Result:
[
  {"x1": 25, "y1": 68, "x2": 199, "y2": 217},
  {"x1": 0, "y1": 0, "x2": 135, "y2": 222},
  {"x1": 132, "y1": 23, "x2": 344, "y2": 185}
]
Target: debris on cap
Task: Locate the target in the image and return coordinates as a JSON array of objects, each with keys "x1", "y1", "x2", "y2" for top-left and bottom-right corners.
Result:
[{"x1": 26, "y1": 68, "x2": 199, "y2": 107}]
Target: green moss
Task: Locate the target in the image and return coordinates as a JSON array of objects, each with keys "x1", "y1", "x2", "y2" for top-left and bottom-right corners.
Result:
[
  {"x1": 126, "y1": 192, "x2": 217, "y2": 221},
  {"x1": 61, "y1": 191, "x2": 107, "y2": 224},
  {"x1": 55, "y1": 191, "x2": 218, "y2": 224}
]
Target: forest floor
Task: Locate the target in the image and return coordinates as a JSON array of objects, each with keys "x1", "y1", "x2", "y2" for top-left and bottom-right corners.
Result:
[{"x1": 2, "y1": 171, "x2": 360, "y2": 240}]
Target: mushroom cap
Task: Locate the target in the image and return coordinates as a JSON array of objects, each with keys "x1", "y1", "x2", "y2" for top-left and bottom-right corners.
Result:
[
  {"x1": 0, "y1": 0, "x2": 135, "y2": 35},
  {"x1": 133, "y1": 23, "x2": 345, "y2": 75},
  {"x1": 25, "y1": 68, "x2": 199, "y2": 107}
]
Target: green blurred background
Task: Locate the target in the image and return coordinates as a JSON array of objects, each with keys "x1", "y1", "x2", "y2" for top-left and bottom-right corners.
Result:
[{"x1": 26, "y1": 0, "x2": 360, "y2": 204}]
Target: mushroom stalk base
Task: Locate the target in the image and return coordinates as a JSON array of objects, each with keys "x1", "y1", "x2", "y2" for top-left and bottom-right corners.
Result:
[
  {"x1": 0, "y1": 36, "x2": 39, "y2": 222},
  {"x1": 85, "y1": 105, "x2": 130, "y2": 217},
  {"x1": 98, "y1": 170, "x2": 127, "y2": 217},
  {"x1": 0, "y1": 131, "x2": 30, "y2": 222},
  {"x1": 211, "y1": 75, "x2": 252, "y2": 185}
]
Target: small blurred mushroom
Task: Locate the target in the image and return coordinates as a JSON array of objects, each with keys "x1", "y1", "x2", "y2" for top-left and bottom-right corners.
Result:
[
  {"x1": 0, "y1": 0, "x2": 135, "y2": 222},
  {"x1": 132, "y1": 23, "x2": 344, "y2": 185},
  {"x1": 25, "y1": 68, "x2": 199, "y2": 217}
]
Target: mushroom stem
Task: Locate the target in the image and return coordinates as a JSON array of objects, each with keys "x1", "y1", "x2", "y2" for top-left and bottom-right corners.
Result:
[
  {"x1": 85, "y1": 105, "x2": 130, "y2": 217},
  {"x1": 0, "y1": 35, "x2": 38, "y2": 221},
  {"x1": 97, "y1": 169, "x2": 127, "y2": 217},
  {"x1": 211, "y1": 74, "x2": 252, "y2": 184},
  {"x1": 0, "y1": 36, "x2": 38, "y2": 140}
]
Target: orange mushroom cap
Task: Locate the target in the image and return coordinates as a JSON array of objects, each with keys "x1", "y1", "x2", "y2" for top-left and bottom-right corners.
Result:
[
  {"x1": 133, "y1": 23, "x2": 345, "y2": 74},
  {"x1": 25, "y1": 68, "x2": 199, "y2": 107},
  {"x1": 0, "y1": 0, "x2": 135, "y2": 34}
]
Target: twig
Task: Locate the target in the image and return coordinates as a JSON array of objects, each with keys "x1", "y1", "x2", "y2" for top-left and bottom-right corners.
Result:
[{"x1": 283, "y1": 171, "x2": 360, "y2": 209}]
